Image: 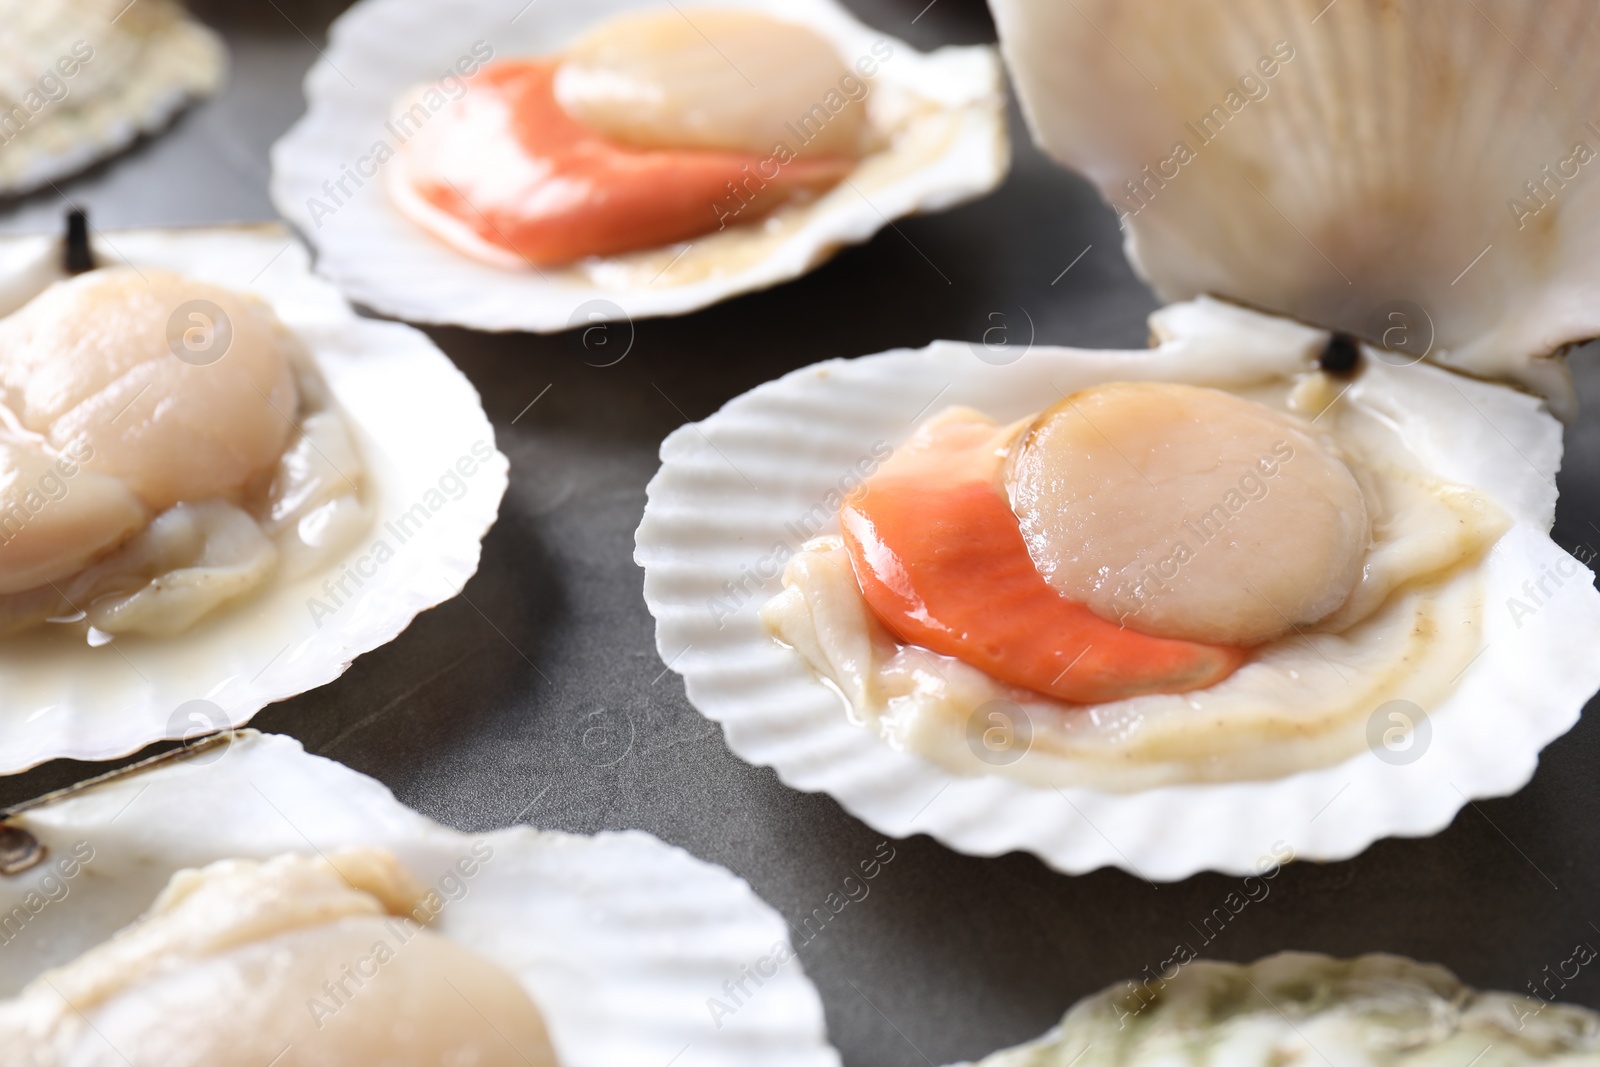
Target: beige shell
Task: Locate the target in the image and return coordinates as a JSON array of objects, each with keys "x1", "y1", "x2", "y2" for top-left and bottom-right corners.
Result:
[
  {"x1": 964, "y1": 952, "x2": 1600, "y2": 1066},
  {"x1": 989, "y1": 0, "x2": 1600, "y2": 415},
  {"x1": 0, "y1": 0, "x2": 225, "y2": 195}
]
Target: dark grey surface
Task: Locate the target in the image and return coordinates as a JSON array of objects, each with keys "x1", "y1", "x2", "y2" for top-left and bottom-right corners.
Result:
[{"x1": 3, "y1": 2, "x2": 1599, "y2": 1064}]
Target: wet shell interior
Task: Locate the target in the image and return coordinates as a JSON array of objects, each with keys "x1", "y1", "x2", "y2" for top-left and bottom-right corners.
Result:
[
  {"x1": 963, "y1": 952, "x2": 1600, "y2": 1066},
  {"x1": 0, "y1": 224, "x2": 507, "y2": 774},
  {"x1": 990, "y1": 0, "x2": 1600, "y2": 415},
  {"x1": 0, "y1": 0, "x2": 226, "y2": 196},
  {"x1": 269, "y1": 0, "x2": 1008, "y2": 331},
  {"x1": 0, "y1": 730, "x2": 840, "y2": 1067},
  {"x1": 634, "y1": 302, "x2": 1600, "y2": 878}
]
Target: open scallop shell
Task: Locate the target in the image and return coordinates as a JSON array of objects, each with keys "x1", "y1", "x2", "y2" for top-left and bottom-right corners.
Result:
[
  {"x1": 988, "y1": 0, "x2": 1600, "y2": 416},
  {"x1": 0, "y1": 224, "x2": 507, "y2": 774},
  {"x1": 634, "y1": 300, "x2": 1600, "y2": 879},
  {"x1": 0, "y1": 730, "x2": 840, "y2": 1067},
  {"x1": 0, "y1": 0, "x2": 226, "y2": 197},
  {"x1": 269, "y1": 0, "x2": 1008, "y2": 331}
]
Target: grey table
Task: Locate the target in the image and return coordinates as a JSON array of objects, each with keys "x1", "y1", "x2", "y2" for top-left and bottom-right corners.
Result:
[{"x1": 3, "y1": 2, "x2": 1598, "y2": 1064}]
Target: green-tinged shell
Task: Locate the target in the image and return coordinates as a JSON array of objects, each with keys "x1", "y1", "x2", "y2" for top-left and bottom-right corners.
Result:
[{"x1": 975, "y1": 953, "x2": 1600, "y2": 1066}]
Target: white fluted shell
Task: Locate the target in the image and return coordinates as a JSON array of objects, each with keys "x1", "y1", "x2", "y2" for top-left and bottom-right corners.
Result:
[
  {"x1": 0, "y1": 225, "x2": 507, "y2": 773},
  {"x1": 0, "y1": 730, "x2": 840, "y2": 1067},
  {"x1": 958, "y1": 952, "x2": 1600, "y2": 1066},
  {"x1": 0, "y1": 0, "x2": 225, "y2": 196},
  {"x1": 269, "y1": 0, "x2": 1007, "y2": 331},
  {"x1": 634, "y1": 299, "x2": 1600, "y2": 879},
  {"x1": 989, "y1": 0, "x2": 1600, "y2": 414}
]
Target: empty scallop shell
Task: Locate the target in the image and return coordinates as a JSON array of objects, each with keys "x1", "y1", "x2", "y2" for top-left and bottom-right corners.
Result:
[
  {"x1": 634, "y1": 301, "x2": 1600, "y2": 879},
  {"x1": 269, "y1": 0, "x2": 1008, "y2": 331},
  {"x1": 0, "y1": 0, "x2": 226, "y2": 196},
  {"x1": 989, "y1": 0, "x2": 1600, "y2": 415},
  {"x1": 0, "y1": 224, "x2": 507, "y2": 774},
  {"x1": 0, "y1": 730, "x2": 840, "y2": 1067}
]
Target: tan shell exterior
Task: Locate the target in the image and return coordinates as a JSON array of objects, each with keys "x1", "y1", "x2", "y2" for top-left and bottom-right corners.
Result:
[{"x1": 0, "y1": 0, "x2": 225, "y2": 195}]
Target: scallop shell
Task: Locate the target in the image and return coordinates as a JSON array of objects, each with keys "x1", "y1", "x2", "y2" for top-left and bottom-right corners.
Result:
[
  {"x1": 634, "y1": 300, "x2": 1600, "y2": 879},
  {"x1": 0, "y1": 730, "x2": 840, "y2": 1067},
  {"x1": 988, "y1": 0, "x2": 1600, "y2": 416},
  {"x1": 0, "y1": 224, "x2": 508, "y2": 774},
  {"x1": 0, "y1": 0, "x2": 226, "y2": 196},
  {"x1": 957, "y1": 952, "x2": 1600, "y2": 1065},
  {"x1": 269, "y1": 0, "x2": 1008, "y2": 331}
]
